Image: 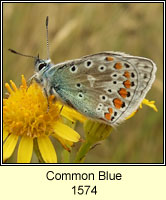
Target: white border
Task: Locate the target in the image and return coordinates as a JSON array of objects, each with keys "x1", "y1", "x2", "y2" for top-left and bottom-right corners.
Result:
[{"x1": 1, "y1": 0, "x2": 165, "y2": 166}]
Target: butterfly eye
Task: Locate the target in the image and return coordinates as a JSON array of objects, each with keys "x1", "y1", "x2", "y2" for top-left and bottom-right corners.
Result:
[{"x1": 38, "y1": 63, "x2": 47, "y2": 71}]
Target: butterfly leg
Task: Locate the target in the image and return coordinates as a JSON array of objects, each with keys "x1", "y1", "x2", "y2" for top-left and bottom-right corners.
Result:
[
  {"x1": 28, "y1": 76, "x2": 50, "y2": 111},
  {"x1": 59, "y1": 105, "x2": 64, "y2": 114},
  {"x1": 43, "y1": 87, "x2": 50, "y2": 112},
  {"x1": 27, "y1": 74, "x2": 37, "y2": 86}
]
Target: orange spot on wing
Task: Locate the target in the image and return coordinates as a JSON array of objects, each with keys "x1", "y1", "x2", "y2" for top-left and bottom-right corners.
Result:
[
  {"x1": 123, "y1": 71, "x2": 130, "y2": 78},
  {"x1": 108, "y1": 107, "x2": 113, "y2": 114},
  {"x1": 113, "y1": 98, "x2": 123, "y2": 109},
  {"x1": 114, "y1": 62, "x2": 123, "y2": 69},
  {"x1": 105, "y1": 113, "x2": 111, "y2": 120},
  {"x1": 106, "y1": 56, "x2": 114, "y2": 61},
  {"x1": 104, "y1": 107, "x2": 113, "y2": 120},
  {"x1": 118, "y1": 88, "x2": 128, "y2": 98},
  {"x1": 123, "y1": 80, "x2": 131, "y2": 88}
]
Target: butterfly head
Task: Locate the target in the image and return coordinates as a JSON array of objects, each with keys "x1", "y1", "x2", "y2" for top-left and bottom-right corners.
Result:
[
  {"x1": 34, "y1": 54, "x2": 51, "y2": 73},
  {"x1": 30, "y1": 55, "x2": 54, "y2": 89}
]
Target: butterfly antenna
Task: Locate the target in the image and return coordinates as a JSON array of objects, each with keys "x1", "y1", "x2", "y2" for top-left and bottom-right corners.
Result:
[
  {"x1": 46, "y1": 16, "x2": 50, "y2": 60},
  {"x1": 8, "y1": 48, "x2": 36, "y2": 59}
]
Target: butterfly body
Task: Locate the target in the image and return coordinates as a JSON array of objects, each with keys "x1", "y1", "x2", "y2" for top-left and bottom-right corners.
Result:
[{"x1": 34, "y1": 51, "x2": 156, "y2": 126}]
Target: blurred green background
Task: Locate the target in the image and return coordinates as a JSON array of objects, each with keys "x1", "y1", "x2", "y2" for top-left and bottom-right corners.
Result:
[{"x1": 3, "y1": 3, "x2": 163, "y2": 163}]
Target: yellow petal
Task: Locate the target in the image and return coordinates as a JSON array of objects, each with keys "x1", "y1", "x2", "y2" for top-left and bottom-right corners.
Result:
[
  {"x1": 3, "y1": 129, "x2": 9, "y2": 142},
  {"x1": 37, "y1": 136, "x2": 57, "y2": 163},
  {"x1": 141, "y1": 99, "x2": 158, "y2": 112},
  {"x1": 17, "y1": 136, "x2": 33, "y2": 163},
  {"x1": 10, "y1": 80, "x2": 18, "y2": 92},
  {"x1": 53, "y1": 121, "x2": 80, "y2": 142},
  {"x1": 61, "y1": 105, "x2": 86, "y2": 123},
  {"x1": 53, "y1": 134, "x2": 73, "y2": 152},
  {"x1": 21, "y1": 75, "x2": 27, "y2": 89},
  {"x1": 3, "y1": 134, "x2": 18, "y2": 162},
  {"x1": 125, "y1": 110, "x2": 138, "y2": 120},
  {"x1": 5, "y1": 83, "x2": 13, "y2": 94}
]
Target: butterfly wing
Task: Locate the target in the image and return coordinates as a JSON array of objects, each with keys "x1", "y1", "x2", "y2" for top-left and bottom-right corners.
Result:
[{"x1": 47, "y1": 52, "x2": 156, "y2": 126}]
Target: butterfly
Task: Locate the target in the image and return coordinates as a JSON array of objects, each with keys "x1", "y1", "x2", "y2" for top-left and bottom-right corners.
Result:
[{"x1": 9, "y1": 17, "x2": 157, "y2": 126}]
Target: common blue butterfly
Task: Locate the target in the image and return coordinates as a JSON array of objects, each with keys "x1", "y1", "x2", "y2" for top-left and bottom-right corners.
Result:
[{"x1": 9, "y1": 17, "x2": 157, "y2": 126}]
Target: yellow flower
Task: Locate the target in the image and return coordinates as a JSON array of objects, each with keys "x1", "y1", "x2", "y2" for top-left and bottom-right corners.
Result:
[
  {"x1": 3, "y1": 75, "x2": 85, "y2": 163},
  {"x1": 140, "y1": 99, "x2": 158, "y2": 112},
  {"x1": 126, "y1": 98, "x2": 158, "y2": 120}
]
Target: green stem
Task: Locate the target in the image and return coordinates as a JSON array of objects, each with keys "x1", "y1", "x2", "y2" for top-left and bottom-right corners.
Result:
[
  {"x1": 74, "y1": 141, "x2": 92, "y2": 163},
  {"x1": 61, "y1": 149, "x2": 70, "y2": 163}
]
